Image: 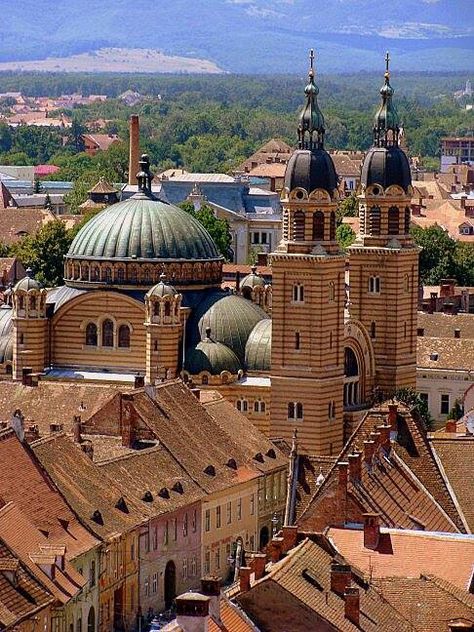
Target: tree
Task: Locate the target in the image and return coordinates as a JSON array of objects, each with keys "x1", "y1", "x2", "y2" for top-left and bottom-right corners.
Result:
[
  {"x1": 410, "y1": 224, "x2": 457, "y2": 284},
  {"x1": 68, "y1": 118, "x2": 86, "y2": 152},
  {"x1": 336, "y1": 223, "x2": 356, "y2": 249},
  {"x1": 12, "y1": 221, "x2": 72, "y2": 287},
  {"x1": 180, "y1": 202, "x2": 232, "y2": 260},
  {"x1": 0, "y1": 122, "x2": 13, "y2": 153},
  {"x1": 338, "y1": 194, "x2": 359, "y2": 218},
  {"x1": 393, "y1": 387, "x2": 433, "y2": 431},
  {"x1": 453, "y1": 242, "x2": 474, "y2": 286}
]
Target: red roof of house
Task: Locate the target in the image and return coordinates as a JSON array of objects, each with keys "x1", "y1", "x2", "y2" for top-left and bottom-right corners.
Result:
[{"x1": 34, "y1": 165, "x2": 60, "y2": 177}]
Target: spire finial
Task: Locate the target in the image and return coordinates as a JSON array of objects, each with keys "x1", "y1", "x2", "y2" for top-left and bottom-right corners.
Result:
[
  {"x1": 309, "y1": 48, "x2": 315, "y2": 78},
  {"x1": 136, "y1": 153, "x2": 154, "y2": 195},
  {"x1": 297, "y1": 49, "x2": 325, "y2": 150},
  {"x1": 385, "y1": 51, "x2": 390, "y2": 78}
]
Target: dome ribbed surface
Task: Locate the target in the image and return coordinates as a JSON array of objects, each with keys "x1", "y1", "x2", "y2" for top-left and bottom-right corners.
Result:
[
  {"x1": 185, "y1": 339, "x2": 241, "y2": 375},
  {"x1": 361, "y1": 146, "x2": 411, "y2": 192},
  {"x1": 245, "y1": 319, "x2": 271, "y2": 371},
  {"x1": 241, "y1": 272, "x2": 265, "y2": 290},
  {"x1": 189, "y1": 291, "x2": 268, "y2": 362},
  {"x1": 68, "y1": 197, "x2": 221, "y2": 261},
  {"x1": 284, "y1": 149, "x2": 338, "y2": 194}
]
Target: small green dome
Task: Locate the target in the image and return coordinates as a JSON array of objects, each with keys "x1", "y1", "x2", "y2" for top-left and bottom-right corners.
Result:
[
  {"x1": 185, "y1": 328, "x2": 241, "y2": 375},
  {"x1": 241, "y1": 266, "x2": 265, "y2": 290},
  {"x1": 68, "y1": 196, "x2": 221, "y2": 262},
  {"x1": 14, "y1": 269, "x2": 41, "y2": 292},
  {"x1": 245, "y1": 319, "x2": 271, "y2": 372},
  {"x1": 146, "y1": 274, "x2": 177, "y2": 298},
  {"x1": 190, "y1": 291, "x2": 269, "y2": 362}
]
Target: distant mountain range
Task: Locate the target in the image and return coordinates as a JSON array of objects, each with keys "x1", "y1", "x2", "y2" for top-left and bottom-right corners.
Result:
[{"x1": 0, "y1": 0, "x2": 472, "y2": 73}]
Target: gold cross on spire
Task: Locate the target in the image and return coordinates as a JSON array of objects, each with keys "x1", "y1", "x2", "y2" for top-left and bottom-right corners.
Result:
[
  {"x1": 309, "y1": 48, "x2": 315, "y2": 77},
  {"x1": 385, "y1": 51, "x2": 390, "y2": 79}
]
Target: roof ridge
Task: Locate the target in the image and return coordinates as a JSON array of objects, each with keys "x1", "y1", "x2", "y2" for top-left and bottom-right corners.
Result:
[{"x1": 422, "y1": 574, "x2": 474, "y2": 607}]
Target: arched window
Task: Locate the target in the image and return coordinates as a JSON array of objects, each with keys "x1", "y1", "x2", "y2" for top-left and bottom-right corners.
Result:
[
  {"x1": 92, "y1": 266, "x2": 100, "y2": 281},
  {"x1": 368, "y1": 276, "x2": 381, "y2": 293},
  {"x1": 292, "y1": 284, "x2": 304, "y2": 302},
  {"x1": 293, "y1": 210, "x2": 305, "y2": 241},
  {"x1": 312, "y1": 211, "x2": 324, "y2": 240},
  {"x1": 202, "y1": 374, "x2": 209, "y2": 385},
  {"x1": 102, "y1": 319, "x2": 114, "y2": 347},
  {"x1": 105, "y1": 267, "x2": 112, "y2": 283},
  {"x1": 328, "y1": 281, "x2": 335, "y2": 302},
  {"x1": 388, "y1": 206, "x2": 400, "y2": 235},
  {"x1": 370, "y1": 321, "x2": 376, "y2": 339},
  {"x1": 29, "y1": 295, "x2": 36, "y2": 311},
  {"x1": 344, "y1": 347, "x2": 359, "y2": 377},
  {"x1": 74, "y1": 264, "x2": 80, "y2": 279},
  {"x1": 236, "y1": 399, "x2": 248, "y2": 412},
  {"x1": 369, "y1": 206, "x2": 381, "y2": 235},
  {"x1": 329, "y1": 211, "x2": 336, "y2": 241},
  {"x1": 404, "y1": 207, "x2": 411, "y2": 234},
  {"x1": 85, "y1": 323, "x2": 97, "y2": 346},
  {"x1": 154, "y1": 302, "x2": 160, "y2": 316},
  {"x1": 404, "y1": 274, "x2": 410, "y2": 292},
  {"x1": 295, "y1": 331, "x2": 300, "y2": 350},
  {"x1": 164, "y1": 302, "x2": 171, "y2": 317},
  {"x1": 117, "y1": 268, "x2": 125, "y2": 283},
  {"x1": 87, "y1": 608, "x2": 95, "y2": 632},
  {"x1": 129, "y1": 267, "x2": 137, "y2": 283},
  {"x1": 118, "y1": 325, "x2": 130, "y2": 348},
  {"x1": 144, "y1": 268, "x2": 151, "y2": 284},
  {"x1": 18, "y1": 295, "x2": 24, "y2": 310},
  {"x1": 288, "y1": 402, "x2": 303, "y2": 420}
]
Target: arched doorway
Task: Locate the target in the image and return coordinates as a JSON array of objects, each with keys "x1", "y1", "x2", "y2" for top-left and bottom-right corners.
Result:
[
  {"x1": 344, "y1": 347, "x2": 360, "y2": 408},
  {"x1": 259, "y1": 526, "x2": 270, "y2": 550},
  {"x1": 87, "y1": 607, "x2": 95, "y2": 632},
  {"x1": 164, "y1": 560, "x2": 176, "y2": 610}
]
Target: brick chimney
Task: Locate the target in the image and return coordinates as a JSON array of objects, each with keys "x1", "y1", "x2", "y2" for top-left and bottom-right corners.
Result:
[
  {"x1": 239, "y1": 566, "x2": 252, "y2": 593},
  {"x1": 134, "y1": 375, "x2": 145, "y2": 389},
  {"x1": 175, "y1": 593, "x2": 210, "y2": 632},
  {"x1": 121, "y1": 394, "x2": 136, "y2": 448},
  {"x1": 376, "y1": 424, "x2": 391, "y2": 452},
  {"x1": 363, "y1": 440, "x2": 375, "y2": 466},
  {"x1": 387, "y1": 403, "x2": 398, "y2": 429},
  {"x1": 73, "y1": 415, "x2": 82, "y2": 444},
  {"x1": 269, "y1": 537, "x2": 283, "y2": 563},
  {"x1": 128, "y1": 115, "x2": 139, "y2": 186},
  {"x1": 344, "y1": 587, "x2": 360, "y2": 626},
  {"x1": 330, "y1": 563, "x2": 351, "y2": 595},
  {"x1": 250, "y1": 553, "x2": 267, "y2": 580},
  {"x1": 363, "y1": 512, "x2": 381, "y2": 550},
  {"x1": 281, "y1": 525, "x2": 298, "y2": 553},
  {"x1": 200, "y1": 576, "x2": 221, "y2": 623},
  {"x1": 369, "y1": 431, "x2": 381, "y2": 451},
  {"x1": 348, "y1": 452, "x2": 362, "y2": 482},
  {"x1": 445, "y1": 419, "x2": 457, "y2": 433},
  {"x1": 338, "y1": 461, "x2": 349, "y2": 490}
]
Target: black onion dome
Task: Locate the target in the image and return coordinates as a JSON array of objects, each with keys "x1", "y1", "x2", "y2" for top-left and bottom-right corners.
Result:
[
  {"x1": 361, "y1": 146, "x2": 411, "y2": 192},
  {"x1": 284, "y1": 149, "x2": 338, "y2": 194}
]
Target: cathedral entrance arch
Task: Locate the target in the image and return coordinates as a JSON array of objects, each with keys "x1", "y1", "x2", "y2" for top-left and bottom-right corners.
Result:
[
  {"x1": 344, "y1": 320, "x2": 376, "y2": 409},
  {"x1": 164, "y1": 560, "x2": 176, "y2": 610}
]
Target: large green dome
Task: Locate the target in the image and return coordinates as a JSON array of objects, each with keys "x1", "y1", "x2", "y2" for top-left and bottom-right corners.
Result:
[{"x1": 68, "y1": 196, "x2": 221, "y2": 262}]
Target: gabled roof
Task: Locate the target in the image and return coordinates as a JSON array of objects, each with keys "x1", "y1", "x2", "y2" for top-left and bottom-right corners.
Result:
[
  {"x1": 31, "y1": 433, "x2": 146, "y2": 540},
  {"x1": 0, "y1": 429, "x2": 99, "y2": 559},
  {"x1": 297, "y1": 402, "x2": 465, "y2": 533},
  {"x1": 417, "y1": 337, "x2": 474, "y2": 371},
  {"x1": 0, "y1": 182, "x2": 17, "y2": 209},
  {"x1": 0, "y1": 502, "x2": 85, "y2": 605},
  {"x1": 0, "y1": 208, "x2": 57, "y2": 245},
  {"x1": 374, "y1": 575, "x2": 474, "y2": 632},
  {"x1": 327, "y1": 527, "x2": 474, "y2": 591},
  {"x1": 0, "y1": 535, "x2": 53, "y2": 627},
  {"x1": 235, "y1": 537, "x2": 411, "y2": 632},
  {"x1": 82, "y1": 133, "x2": 120, "y2": 151}
]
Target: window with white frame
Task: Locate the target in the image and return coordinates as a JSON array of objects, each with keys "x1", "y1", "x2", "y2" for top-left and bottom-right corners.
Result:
[
  {"x1": 368, "y1": 276, "x2": 381, "y2": 293},
  {"x1": 182, "y1": 558, "x2": 188, "y2": 579},
  {"x1": 152, "y1": 573, "x2": 158, "y2": 594},
  {"x1": 288, "y1": 402, "x2": 304, "y2": 421},
  {"x1": 292, "y1": 284, "x2": 304, "y2": 302},
  {"x1": 236, "y1": 399, "x2": 248, "y2": 412}
]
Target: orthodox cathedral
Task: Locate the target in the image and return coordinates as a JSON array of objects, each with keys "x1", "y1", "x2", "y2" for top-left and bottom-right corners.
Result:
[{"x1": 0, "y1": 53, "x2": 418, "y2": 456}]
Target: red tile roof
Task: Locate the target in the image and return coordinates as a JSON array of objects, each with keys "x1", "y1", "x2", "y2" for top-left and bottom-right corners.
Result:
[
  {"x1": 0, "y1": 429, "x2": 99, "y2": 559},
  {"x1": 327, "y1": 527, "x2": 474, "y2": 591}
]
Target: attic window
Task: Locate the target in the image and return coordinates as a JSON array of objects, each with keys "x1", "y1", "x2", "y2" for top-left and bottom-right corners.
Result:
[
  {"x1": 172, "y1": 482, "x2": 184, "y2": 494},
  {"x1": 142, "y1": 491, "x2": 153, "y2": 503},
  {"x1": 302, "y1": 568, "x2": 323, "y2": 591},
  {"x1": 91, "y1": 510, "x2": 103, "y2": 525},
  {"x1": 204, "y1": 464, "x2": 216, "y2": 476},
  {"x1": 158, "y1": 487, "x2": 170, "y2": 499},
  {"x1": 226, "y1": 458, "x2": 237, "y2": 470},
  {"x1": 115, "y1": 497, "x2": 129, "y2": 514},
  {"x1": 254, "y1": 452, "x2": 264, "y2": 463},
  {"x1": 266, "y1": 448, "x2": 276, "y2": 459}
]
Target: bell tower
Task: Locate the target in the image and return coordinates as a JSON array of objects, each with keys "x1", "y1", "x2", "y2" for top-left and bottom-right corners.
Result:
[
  {"x1": 270, "y1": 51, "x2": 345, "y2": 456},
  {"x1": 144, "y1": 274, "x2": 187, "y2": 384},
  {"x1": 12, "y1": 269, "x2": 48, "y2": 381},
  {"x1": 348, "y1": 53, "x2": 418, "y2": 394}
]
